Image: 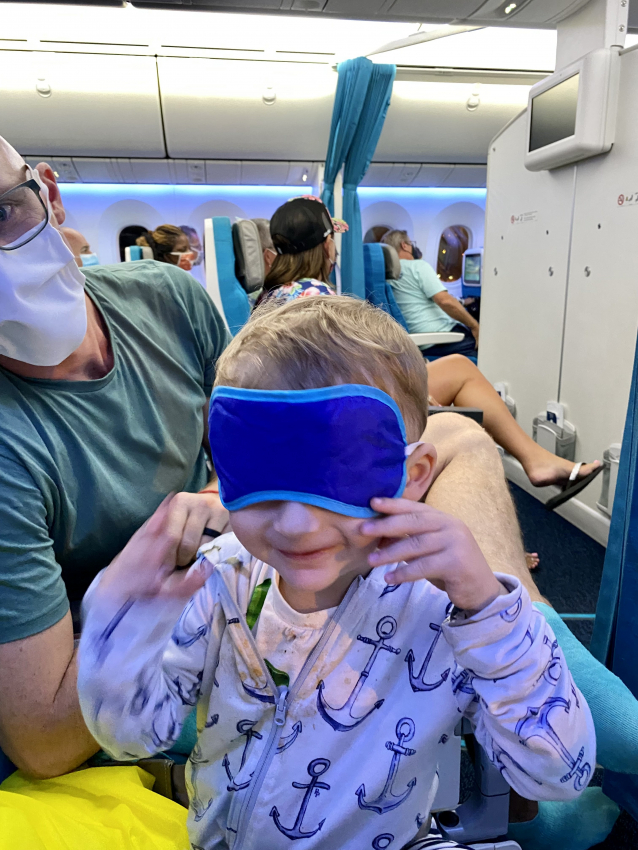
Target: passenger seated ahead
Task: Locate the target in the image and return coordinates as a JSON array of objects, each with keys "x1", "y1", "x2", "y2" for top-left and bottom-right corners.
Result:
[
  {"x1": 78, "y1": 296, "x2": 594, "y2": 850},
  {"x1": 255, "y1": 196, "x2": 348, "y2": 308},
  {"x1": 382, "y1": 229, "x2": 479, "y2": 358},
  {"x1": 136, "y1": 224, "x2": 197, "y2": 271}
]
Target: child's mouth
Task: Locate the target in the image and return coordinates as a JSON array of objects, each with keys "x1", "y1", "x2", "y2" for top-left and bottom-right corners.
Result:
[{"x1": 276, "y1": 545, "x2": 337, "y2": 563}]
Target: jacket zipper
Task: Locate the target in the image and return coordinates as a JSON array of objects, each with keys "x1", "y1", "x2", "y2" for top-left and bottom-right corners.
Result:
[{"x1": 231, "y1": 575, "x2": 362, "y2": 850}]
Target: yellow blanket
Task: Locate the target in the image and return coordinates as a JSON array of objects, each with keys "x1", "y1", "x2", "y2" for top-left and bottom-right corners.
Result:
[{"x1": 0, "y1": 766, "x2": 189, "y2": 850}]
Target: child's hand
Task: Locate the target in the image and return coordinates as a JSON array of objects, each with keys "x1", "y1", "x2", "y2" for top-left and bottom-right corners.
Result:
[
  {"x1": 98, "y1": 494, "x2": 215, "y2": 603},
  {"x1": 361, "y1": 497, "x2": 506, "y2": 614}
]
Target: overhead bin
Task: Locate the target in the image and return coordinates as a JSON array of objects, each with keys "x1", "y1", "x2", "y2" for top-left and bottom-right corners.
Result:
[
  {"x1": 158, "y1": 58, "x2": 336, "y2": 160},
  {"x1": 375, "y1": 81, "x2": 529, "y2": 164},
  {"x1": 0, "y1": 51, "x2": 165, "y2": 157}
]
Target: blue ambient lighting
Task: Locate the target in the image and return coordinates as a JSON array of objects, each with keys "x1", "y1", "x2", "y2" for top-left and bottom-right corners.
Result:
[
  {"x1": 58, "y1": 184, "x2": 301, "y2": 196},
  {"x1": 58, "y1": 184, "x2": 486, "y2": 197}
]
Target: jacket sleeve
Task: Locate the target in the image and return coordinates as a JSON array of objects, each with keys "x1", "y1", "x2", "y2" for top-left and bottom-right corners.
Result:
[
  {"x1": 442, "y1": 574, "x2": 596, "y2": 801},
  {"x1": 77, "y1": 556, "x2": 223, "y2": 761}
]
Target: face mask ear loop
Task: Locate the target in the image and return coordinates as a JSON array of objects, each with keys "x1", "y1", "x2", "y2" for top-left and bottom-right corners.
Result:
[
  {"x1": 405, "y1": 441, "x2": 424, "y2": 458},
  {"x1": 28, "y1": 166, "x2": 54, "y2": 219}
]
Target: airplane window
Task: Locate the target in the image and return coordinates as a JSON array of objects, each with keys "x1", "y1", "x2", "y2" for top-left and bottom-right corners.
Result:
[
  {"x1": 119, "y1": 225, "x2": 148, "y2": 262},
  {"x1": 363, "y1": 225, "x2": 391, "y2": 243},
  {"x1": 437, "y1": 225, "x2": 469, "y2": 282}
]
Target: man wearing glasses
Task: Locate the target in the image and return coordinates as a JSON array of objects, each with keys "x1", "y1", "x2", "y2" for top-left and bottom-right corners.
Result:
[{"x1": 0, "y1": 136, "x2": 229, "y2": 778}]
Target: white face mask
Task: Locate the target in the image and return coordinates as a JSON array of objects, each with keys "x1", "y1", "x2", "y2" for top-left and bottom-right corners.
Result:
[{"x1": 0, "y1": 169, "x2": 87, "y2": 366}]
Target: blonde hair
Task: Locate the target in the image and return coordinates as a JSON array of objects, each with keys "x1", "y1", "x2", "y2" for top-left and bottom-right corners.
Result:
[
  {"x1": 215, "y1": 296, "x2": 429, "y2": 441},
  {"x1": 381, "y1": 229, "x2": 410, "y2": 254},
  {"x1": 263, "y1": 242, "x2": 332, "y2": 293},
  {"x1": 136, "y1": 224, "x2": 187, "y2": 264}
]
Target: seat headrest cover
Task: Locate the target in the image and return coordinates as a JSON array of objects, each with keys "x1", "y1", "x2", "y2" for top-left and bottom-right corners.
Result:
[
  {"x1": 381, "y1": 243, "x2": 401, "y2": 281},
  {"x1": 232, "y1": 220, "x2": 264, "y2": 293},
  {"x1": 209, "y1": 384, "x2": 408, "y2": 518}
]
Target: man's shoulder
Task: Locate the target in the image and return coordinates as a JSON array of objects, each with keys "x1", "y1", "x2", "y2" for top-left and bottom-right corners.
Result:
[{"x1": 83, "y1": 260, "x2": 204, "y2": 302}]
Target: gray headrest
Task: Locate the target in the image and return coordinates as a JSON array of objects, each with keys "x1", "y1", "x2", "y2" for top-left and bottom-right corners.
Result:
[
  {"x1": 381, "y1": 243, "x2": 401, "y2": 281},
  {"x1": 232, "y1": 219, "x2": 264, "y2": 293}
]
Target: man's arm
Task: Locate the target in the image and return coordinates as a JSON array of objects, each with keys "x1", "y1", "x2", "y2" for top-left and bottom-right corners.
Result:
[
  {"x1": 0, "y1": 612, "x2": 99, "y2": 779},
  {"x1": 432, "y1": 290, "x2": 479, "y2": 342}
]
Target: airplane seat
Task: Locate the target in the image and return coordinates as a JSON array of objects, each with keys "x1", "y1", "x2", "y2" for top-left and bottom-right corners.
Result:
[
  {"x1": 203, "y1": 216, "x2": 252, "y2": 336},
  {"x1": 362, "y1": 243, "x2": 465, "y2": 352},
  {"x1": 124, "y1": 245, "x2": 153, "y2": 262},
  {"x1": 231, "y1": 219, "x2": 264, "y2": 296}
]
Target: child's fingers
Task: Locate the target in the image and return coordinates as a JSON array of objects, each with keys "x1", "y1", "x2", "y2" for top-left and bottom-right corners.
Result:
[
  {"x1": 384, "y1": 557, "x2": 445, "y2": 588},
  {"x1": 162, "y1": 558, "x2": 214, "y2": 600},
  {"x1": 361, "y1": 507, "x2": 442, "y2": 540},
  {"x1": 369, "y1": 531, "x2": 446, "y2": 567}
]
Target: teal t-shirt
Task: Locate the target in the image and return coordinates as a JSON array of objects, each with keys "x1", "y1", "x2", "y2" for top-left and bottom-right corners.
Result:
[
  {"x1": 390, "y1": 259, "x2": 457, "y2": 348},
  {"x1": 0, "y1": 260, "x2": 228, "y2": 643}
]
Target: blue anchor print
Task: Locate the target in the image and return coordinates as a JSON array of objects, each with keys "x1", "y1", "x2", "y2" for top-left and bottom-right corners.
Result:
[
  {"x1": 516, "y1": 697, "x2": 591, "y2": 791},
  {"x1": 538, "y1": 635, "x2": 562, "y2": 686},
  {"x1": 189, "y1": 743, "x2": 213, "y2": 822},
  {"x1": 450, "y1": 664, "x2": 475, "y2": 696},
  {"x1": 205, "y1": 712, "x2": 219, "y2": 729},
  {"x1": 490, "y1": 740, "x2": 542, "y2": 787},
  {"x1": 270, "y1": 758, "x2": 331, "y2": 839},
  {"x1": 524, "y1": 628, "x2": 534, "y2": 648},
  {"x1": 571, "y1": 683, "x2": 580, "y2": 708},
  {"x1": 416, "y1": 812, "x2": 426, "y2": 829},
  {"x1": 356, "y1": 717, "x2": 417, "y2": 814},
  {"x1": 172, "y1": 598, "x2": 207, "y2": 647},
  {"x1": 405, "y1": 623, "x2": 451, "y2": 692},
  {"x1": 379, "y1": 583, "x2": 400, "y2": 598},
  {"x1": 242, "y1": 681, "x2": 276, "y2": 704},
  {"x1": 94, "y1": 599, "x2": 134, "y2": 664},
  {"x1": 150, "y1": 694, "x2": 178, "y2": 749},
  {"x1": 317, "y1": 616, "x2": 400, "y2": 731},
  {"x1": 500, "y1": 595, "x2": 522, "y2": 622},
  {"x1": 223, "y1": 719, "x2": 263, "y2": 791},
  {"x1": 277, "y1": 720, "x2": 303, "y2": 754},
  {"x1": 174, "y1": 670, "x2": 203, "y2": 706},
  {"x1": 372, "y1": 834, "x2": 394, "y2": 849}
]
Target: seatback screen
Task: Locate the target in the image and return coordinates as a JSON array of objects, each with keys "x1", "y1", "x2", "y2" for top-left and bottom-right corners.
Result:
[
  {"x1": 529, "y1": 73, "x2": 579, "y2": 152},
  {"x1": 463, "y1": 253, "x2": 481, "y2": 285}
]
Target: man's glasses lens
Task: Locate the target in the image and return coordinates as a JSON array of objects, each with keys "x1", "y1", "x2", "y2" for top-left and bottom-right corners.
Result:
[{"x1": 0, "y1": 181, "x2": 48, "y2": 250}]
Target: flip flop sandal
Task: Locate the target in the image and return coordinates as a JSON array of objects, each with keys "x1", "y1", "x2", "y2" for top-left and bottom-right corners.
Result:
[{"x1": 544, "y1": 462, "x2": 604, "y2": 511}]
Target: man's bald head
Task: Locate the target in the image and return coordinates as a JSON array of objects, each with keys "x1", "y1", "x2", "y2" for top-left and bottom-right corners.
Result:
[
  {"x1": 0, "y1": 136, "x2": 28, "y2": 194},
  {"x1": 60, "y1": 227, "x2": 91, "y2": 264}
]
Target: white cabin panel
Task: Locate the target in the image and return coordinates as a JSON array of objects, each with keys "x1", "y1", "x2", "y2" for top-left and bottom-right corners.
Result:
[
  {"x1": 558, "y1": 45, "x2": 638, "y2": 512},
  {"x1": 158, "y1": 58, "x2": 337, "y2": 159},
  {"x1": 0, "y1": 51, "x2": 165, "y2": 157},
  {"x1": 479, "y1": 112, "x2": 577, "y2": 443}
]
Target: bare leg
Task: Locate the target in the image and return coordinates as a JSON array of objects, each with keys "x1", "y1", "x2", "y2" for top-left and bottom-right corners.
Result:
[
  {"x1": 423, "y1": 411, "x2": 547, "y2": 604},
  {"x1": 427, "y1": 355, "x2": 600, "y2": 487}
]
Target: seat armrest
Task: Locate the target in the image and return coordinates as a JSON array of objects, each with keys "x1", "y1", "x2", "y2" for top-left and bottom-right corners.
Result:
[{"x1": 409, "y1": 332, "x2": 465, "y2": 346}]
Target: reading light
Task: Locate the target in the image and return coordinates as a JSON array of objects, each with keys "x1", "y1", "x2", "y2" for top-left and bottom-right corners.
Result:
[{"x1": 504, "y1": 3, "x2": 517, "y2": 13}]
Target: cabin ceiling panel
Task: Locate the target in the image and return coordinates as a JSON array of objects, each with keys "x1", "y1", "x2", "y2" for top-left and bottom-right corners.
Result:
[
  {"x1": 0, "y1": 52, "x2": 165, "y2": 157},
  {"x1": 159, "y1": 57, "x2": 336, "y2": 159}
]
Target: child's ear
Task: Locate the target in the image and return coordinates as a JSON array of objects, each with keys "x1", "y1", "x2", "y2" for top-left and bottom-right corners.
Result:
[{"x1": 402, "y1": 442, "x2": 437, "y2": 502}]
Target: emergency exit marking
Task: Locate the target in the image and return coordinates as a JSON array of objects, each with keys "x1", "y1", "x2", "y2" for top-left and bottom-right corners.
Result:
[
  {"x1": 617, "y1": 193, "x2": 638, "y2": 206},
  {"x1": 510, "y1": 211, "x2": 538, "y2": 224}
]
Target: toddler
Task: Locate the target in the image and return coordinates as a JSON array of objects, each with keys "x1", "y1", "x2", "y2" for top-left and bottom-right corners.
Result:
[{"x1": 78, "y1": 296, "x2": 595, "y2": 850}]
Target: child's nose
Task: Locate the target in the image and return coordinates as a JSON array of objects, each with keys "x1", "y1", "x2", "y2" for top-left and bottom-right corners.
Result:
[{"x1": 272, "y1": 502, "x2": 322, "y2": 536}]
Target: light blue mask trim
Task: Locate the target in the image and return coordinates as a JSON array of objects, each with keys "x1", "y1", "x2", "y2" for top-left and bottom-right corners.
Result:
[
  {"x1": 221, "y1": 490, "x2": 385, "y2": 518},
  {"x1": 211, "y1": 383, "x2": 408, "y2": 447}
]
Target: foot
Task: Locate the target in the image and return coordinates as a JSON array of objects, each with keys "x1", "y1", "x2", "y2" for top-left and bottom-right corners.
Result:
[
  {"x1": 525, "y1": 552, "x2": 540, "y2": 571},
  {"x1": 525, "y1": 454, "x2": 601, "y2": 489}
]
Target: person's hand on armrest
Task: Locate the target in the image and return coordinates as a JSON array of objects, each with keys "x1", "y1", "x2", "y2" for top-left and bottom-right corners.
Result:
[{"x1": 432, "y1": 290, "x2": 479, "y2": 343}]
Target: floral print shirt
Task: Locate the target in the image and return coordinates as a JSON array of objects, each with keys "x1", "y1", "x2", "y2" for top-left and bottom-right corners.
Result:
[{"x1": 255, "y1": 278, "x2": 336, "y2": 309}]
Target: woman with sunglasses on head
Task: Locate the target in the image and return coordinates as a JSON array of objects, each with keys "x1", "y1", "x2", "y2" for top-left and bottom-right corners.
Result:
[
  {"x1": 136, "y1": 224, "x2": 197, "y2": 272},
  {"x1": 255, "y1": 196, "x2": 348, "y2": 309}
]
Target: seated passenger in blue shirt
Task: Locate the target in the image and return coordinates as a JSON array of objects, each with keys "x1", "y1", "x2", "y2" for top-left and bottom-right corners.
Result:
[{"x1": 382, "y1": 229, "x2": 479, "y2": 358}]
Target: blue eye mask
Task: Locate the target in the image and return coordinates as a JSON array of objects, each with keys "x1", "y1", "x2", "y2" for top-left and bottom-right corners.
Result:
[{"x1": 209, "y1": 384, "x2": 409, "y2": 518}]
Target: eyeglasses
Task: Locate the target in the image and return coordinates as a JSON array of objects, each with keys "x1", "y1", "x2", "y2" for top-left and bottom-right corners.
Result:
[{"x1": 0, "y1": 179, "x2": 48, "y2": 251}]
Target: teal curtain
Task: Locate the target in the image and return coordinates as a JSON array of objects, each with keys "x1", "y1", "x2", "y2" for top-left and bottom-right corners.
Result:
[
  {"x1": 591, "y1": 331, "x2": 638, "y2": 818},
  {"x1": 321, "y1": 58, "x2": 372, "y2": 215},
  {"x1": 341, "y1": 62, "x2": 395, "y2": 299}
]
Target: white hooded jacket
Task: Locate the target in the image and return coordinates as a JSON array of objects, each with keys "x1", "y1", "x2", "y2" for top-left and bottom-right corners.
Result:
[{"x1": 78, "y1": 533, "x2": 595, "y2": 850}]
